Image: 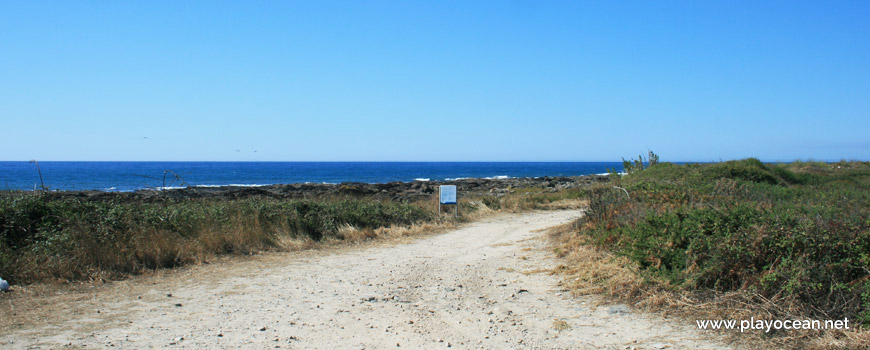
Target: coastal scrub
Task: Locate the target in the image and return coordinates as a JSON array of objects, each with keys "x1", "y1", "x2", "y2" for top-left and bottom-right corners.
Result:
[{"x1": 557, "y1": 159, "x2": 870, "y2": 349}]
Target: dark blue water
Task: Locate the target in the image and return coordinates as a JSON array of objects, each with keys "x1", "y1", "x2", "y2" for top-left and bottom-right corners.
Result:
[{"x1": 0, "y1": 162, "x2": 623, "y2": 192}]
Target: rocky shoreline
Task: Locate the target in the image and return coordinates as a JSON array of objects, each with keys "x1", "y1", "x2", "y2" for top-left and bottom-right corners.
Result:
[{"x1": 32, "y1": 175, "x2": 610, "y2": 203}]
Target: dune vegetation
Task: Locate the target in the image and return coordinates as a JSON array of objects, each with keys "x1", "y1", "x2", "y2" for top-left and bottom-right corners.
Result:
[
  {"x1": 0, "y1": 195, "x2": 436, "y2": 284},
  {"x1": 555, "y1": 156, "x2": 870, "y2": 348}
]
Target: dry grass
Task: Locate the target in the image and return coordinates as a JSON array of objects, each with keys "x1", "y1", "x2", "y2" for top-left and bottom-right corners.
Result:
[
  {"x1": 374, "y1": 221, "x2": 459, "y2": 240},
  {"x1": 536, "y1": 198, "x2": 588, "y2": 210},
  {"x1": 552, "y1": 319, "x2": 571, "y2": 331},
  {"x1": 520, "y1": 268, "x2": 553, "y2": 275}
]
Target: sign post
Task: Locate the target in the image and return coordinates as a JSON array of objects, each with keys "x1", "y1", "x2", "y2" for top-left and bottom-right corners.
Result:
[{"x1": 439, "y1": 185, "x2": 457, "y2": 216}]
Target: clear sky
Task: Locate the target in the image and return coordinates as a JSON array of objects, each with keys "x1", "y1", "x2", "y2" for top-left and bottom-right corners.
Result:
[{"x1": 1, "y1": 1, "x2": 868, "y2": 162}]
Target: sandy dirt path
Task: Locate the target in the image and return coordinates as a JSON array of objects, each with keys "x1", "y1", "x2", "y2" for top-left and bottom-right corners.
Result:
[{"x1": 2, "y1": 210, "x2": 731, "y2": 349}]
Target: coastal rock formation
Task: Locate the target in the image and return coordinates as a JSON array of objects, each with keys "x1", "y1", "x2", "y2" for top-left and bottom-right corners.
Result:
[{"x1": 39, "y1": 175, "x2": 610, "y2": 203}]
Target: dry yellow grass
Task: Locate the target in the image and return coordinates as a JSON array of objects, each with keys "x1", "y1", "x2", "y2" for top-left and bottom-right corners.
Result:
[{"x1": 552, "y1": 319, "x2": 571, "y2": 331}]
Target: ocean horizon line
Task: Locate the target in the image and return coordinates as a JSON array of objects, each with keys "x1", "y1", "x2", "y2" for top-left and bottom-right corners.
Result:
[{"x1": 0, "y1": 161, "x2": 625, "y2": 192}]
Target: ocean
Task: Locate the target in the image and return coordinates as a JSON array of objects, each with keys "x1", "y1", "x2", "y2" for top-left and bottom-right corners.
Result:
[{"x1": 0, "y1": 162, "x2": 623, "y2": 192}]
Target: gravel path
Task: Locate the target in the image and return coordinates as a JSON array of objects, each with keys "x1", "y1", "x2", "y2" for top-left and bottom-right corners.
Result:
[{"x1": 1, "y1": 210, "x2": 730, "y2": 349}]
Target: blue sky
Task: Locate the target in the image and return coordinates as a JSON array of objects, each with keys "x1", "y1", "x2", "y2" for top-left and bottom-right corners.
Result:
[{"x1": 1, "y1": 1, "x2": 868, "y2": 162}]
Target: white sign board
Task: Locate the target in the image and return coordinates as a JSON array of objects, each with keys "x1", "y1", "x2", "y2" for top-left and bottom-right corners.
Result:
[{"x1": 439, "y1": 185, "x2": 457, "y2": 204}]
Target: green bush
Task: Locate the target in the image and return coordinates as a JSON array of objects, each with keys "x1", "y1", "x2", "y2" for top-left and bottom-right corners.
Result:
[{"x1": 581, "y1": 159, "x2": 870, "y2": 325}]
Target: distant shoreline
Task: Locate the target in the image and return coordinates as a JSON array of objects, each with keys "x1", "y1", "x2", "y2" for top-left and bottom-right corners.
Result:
[{"x1": 3, "y1": 175, "x2": 611, "y2": 203}]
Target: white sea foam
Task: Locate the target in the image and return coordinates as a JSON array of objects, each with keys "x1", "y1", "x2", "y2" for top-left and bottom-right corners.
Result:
[
  {"x1": 445, "y1": 175, "x2": 513, "y2": 181},
  {"x1": 103, "y1": 187, "x2": 134, "y2": 192},
  {"x1": 194, "y1": 184, "x2": 271, "y2": 188},
  {"x1": 414, "y1": 178, "x2": 430, "y2": 181}
]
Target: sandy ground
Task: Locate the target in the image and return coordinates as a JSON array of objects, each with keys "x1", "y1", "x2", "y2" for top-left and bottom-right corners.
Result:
[{"x1": 1, "y1": 210, "x2": 732, "y2": 349}]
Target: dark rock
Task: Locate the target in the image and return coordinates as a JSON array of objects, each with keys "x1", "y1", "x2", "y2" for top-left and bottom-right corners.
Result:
[
  {"x1": 607, "y1": 304, "x2": 631, "y2": 315},
  {"x1": 28, "y1": 175, "x2": 610, "y2": 204}
]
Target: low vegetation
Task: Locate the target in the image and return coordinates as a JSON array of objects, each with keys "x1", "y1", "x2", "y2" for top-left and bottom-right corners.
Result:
[
  {"x1": 556, "y1": 156, "x2": 870, "y2": 348},
  {"x1": 0, "y1": 182, "x2": 580, "y2": 285},
  {"x1": 0, "y1": 195, "x2": 433, "y2": 283}
]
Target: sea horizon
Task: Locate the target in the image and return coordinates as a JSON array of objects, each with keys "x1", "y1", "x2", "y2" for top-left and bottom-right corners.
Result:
[{"x1": 1, "y1": 161, "x2": 626, "y2": 192}]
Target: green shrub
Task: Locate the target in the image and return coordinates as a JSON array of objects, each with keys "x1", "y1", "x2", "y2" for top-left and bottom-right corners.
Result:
[{"x1": 578, "y1": 158, "x2": 870, "y2": 325}]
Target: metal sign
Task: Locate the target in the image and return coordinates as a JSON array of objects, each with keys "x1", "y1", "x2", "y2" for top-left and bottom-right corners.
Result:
[{"x1": 439, "y1": 185, "x2": 457, "y2": 205}]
